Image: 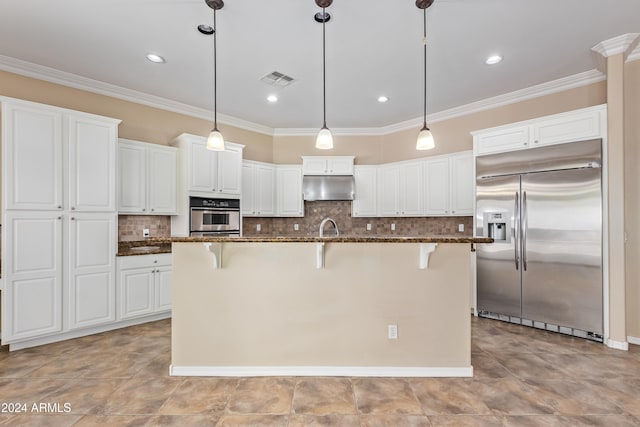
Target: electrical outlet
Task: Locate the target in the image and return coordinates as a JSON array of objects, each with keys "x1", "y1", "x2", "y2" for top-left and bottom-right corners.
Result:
[
  {"x1": 391, "y1": 223, "x2": 396, "y2": 231},
  {"x1": 256, "y1": 224, "x2": 261, "y2": 232},
  {"x1": 294, "y1": 224, "x2": 299, "y2": 231},
  {"x1": 366, "y1": 223, "x2": 372, "y2": 231},
  {"x1": 458, "y1": 224, "x2": 464, "y2": 232},
  {"x1": 388, "y1": 324, "x2": 398, "y2": 340},
  {"x1": 143, "y1": 228, "x2": 150, "y2": 237}
]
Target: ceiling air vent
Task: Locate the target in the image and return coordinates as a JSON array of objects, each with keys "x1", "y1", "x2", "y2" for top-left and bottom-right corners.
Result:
[{"x1": 260, "y1": 71, "x2": 295, "y2": 87}]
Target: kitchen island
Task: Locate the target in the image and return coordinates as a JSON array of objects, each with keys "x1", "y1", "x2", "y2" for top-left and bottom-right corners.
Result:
[{"x1": 144, "y1": 235, "x2": 491, "y2": 377}]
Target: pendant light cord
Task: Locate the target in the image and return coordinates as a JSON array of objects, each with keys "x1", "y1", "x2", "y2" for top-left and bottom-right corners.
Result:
[
  {"x1": 213, "y1": 8, "x2": 218, "y2": 130},
  {"x1": 422, "y1": 8, "x2": 427, "y2": 129},
  {"x1": 322, "y1": 7, "x2": 327, "y2": 129}
]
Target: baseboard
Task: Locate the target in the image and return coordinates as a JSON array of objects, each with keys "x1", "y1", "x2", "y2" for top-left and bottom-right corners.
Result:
[
  {"x1": 4, "y1": 312, "x2": 171, "y2": 351},
  {"x1": 627, "y1": 336, "x2": 640, "y2": 346},
  {"x1": 606, "y1": 338, "x2": 629, "y2": 351},
  {"x1": 169, "y1": 365, "x2": 473, "y2": 378}
]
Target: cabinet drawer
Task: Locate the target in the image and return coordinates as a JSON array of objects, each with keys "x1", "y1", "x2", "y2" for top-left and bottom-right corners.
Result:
[{"x1": 118, "y1": 253, "x2": 172, "y2": 269}]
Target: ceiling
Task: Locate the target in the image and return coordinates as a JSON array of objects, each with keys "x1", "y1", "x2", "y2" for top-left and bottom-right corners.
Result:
[{"x1": 0, "y1": 0, "x2": 639, "y2": 132}]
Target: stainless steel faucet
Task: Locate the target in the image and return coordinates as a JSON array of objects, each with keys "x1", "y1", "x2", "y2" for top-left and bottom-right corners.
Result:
[{"x1": 319, "y1": 217, "x2": 339, "y2": 237}]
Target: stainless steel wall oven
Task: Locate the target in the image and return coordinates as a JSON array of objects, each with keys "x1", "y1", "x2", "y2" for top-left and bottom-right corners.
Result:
[{"x1": 189, "y1": 197, "x2": 240, "y2": 236}]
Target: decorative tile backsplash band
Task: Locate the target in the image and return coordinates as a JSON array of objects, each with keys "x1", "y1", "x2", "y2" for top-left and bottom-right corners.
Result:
[
  {"x1": 118, "y1": 215, "x2": 172, "y2": 241},
  {"x1": 242, "y1": 201, "x2": 472, "y2": 237}
]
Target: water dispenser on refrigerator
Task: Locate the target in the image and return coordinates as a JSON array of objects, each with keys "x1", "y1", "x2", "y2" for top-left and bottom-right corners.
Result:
[{"x1": 484, "y1": 212, "x2": 510, "y2": 242}]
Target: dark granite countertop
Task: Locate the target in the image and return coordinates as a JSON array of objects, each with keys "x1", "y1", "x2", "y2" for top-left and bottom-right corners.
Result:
[{"x1": 118, "y1": 235, "x2": 493, "y2": 255}]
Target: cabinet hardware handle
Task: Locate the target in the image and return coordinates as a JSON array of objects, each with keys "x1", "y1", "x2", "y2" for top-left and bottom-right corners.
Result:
[
  {"x1": 142, "y1": 208, "x2": 146, "y2": 211},
  {"x1": 151, "y1": 209, "x2": 155, "y2": 212},
  {"x1": 57, "y1": 216, "x2": 62, "y2": 220},
  {"x1": 71, "y1": 207, "x2": 76, "y2": 210},
  {"x1": 452, "y1": 210, "x2": 456, "y2": 213},
  {"x1": 154, "y1": 260, "x2": 158, "y2": 263},
  {"x1": 71, "y1": 217, "x2": 75, "y2": 220},
  {"x1": 151, "y1": 269, "x2": 155, "y2": 273},
  {"x1": 57, "y1": 205, "x2": 62, "y2": 209},
  {"x1": 534, "y1": 140, "x2": 539, "y2": 144}
]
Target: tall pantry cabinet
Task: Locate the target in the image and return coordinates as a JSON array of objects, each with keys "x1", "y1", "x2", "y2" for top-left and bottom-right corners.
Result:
[{"x1": 1, "y1": 97, "x2": 120, "y2": 347}]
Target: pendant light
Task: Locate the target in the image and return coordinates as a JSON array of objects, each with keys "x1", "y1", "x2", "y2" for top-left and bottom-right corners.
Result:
[
  {"x1": 315, "y1": 0, "x2": 333, "y2": 150},
  {"x1": 416, "y1": 0, "x2": 435, "y2": 150},
  {"x1": 205, "y1": 0, "x2": 225, "y2": 151}
]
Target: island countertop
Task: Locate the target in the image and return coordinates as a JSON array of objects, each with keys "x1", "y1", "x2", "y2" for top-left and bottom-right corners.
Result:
[{"x1": 118, "y1": 235, "x2": 493, "y2": 255}]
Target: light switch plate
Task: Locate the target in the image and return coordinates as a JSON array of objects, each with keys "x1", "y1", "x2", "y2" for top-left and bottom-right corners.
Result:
[
  {"x1": 143, "y1": 228, "x2": 150, "y2": 237},
  {"x1": 256, "y1": 224, "x2": 261, "y2": 232},
  {"x1": 391, "y1": 223, "x2": 396, "y2": 231},
  {"x1": 366, "y1": 224, "x2": 372, "y2": 231},
  {"x1": 458, "y1": 224, "x2": 464, "y2": 232},
  {"x1": 294, "y1": 224, "x2": 299, "y2": 231}
]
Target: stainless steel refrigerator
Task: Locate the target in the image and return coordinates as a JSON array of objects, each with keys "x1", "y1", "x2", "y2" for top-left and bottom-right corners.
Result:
[{"x1": 475, "y1": 139, "x2": 603, "y2": 341}]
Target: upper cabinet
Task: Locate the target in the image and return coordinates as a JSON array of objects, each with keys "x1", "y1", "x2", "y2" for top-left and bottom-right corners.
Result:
[
  {"x1": 2, "y1": 99, "x2": 120, "y2": 212},
  {"x1": 473, "y1": 105, "x2": 606, "y2": 156},
  {"x1": 118, "y1": 139, "x2": 177, "y2": 215},
  {"x1": 242, "y1": 161, "x2": 276, "y2": 217},
  {"x1": 277, "y1": 165, "x2": 303, "y2": 217},
  {"x1": 424, "y1": 151, "x2": 474, "y2": 216},
  {"x1": 302, "y1": 156, "x2": 355, "y2": 175},
  {"x1": 172, "y1": 133, "x2": 244, "y2": 196},
  {"x1": 352, "y1": 166, "x2": 377, "y2": 217},
  {"x1": 377, "y1": 162, "x2": 424, "y2": 217}
]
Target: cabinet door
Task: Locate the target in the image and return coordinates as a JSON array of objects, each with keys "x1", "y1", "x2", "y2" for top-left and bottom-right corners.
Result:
[
  {"x1": 255, "y1": 164, "x2": 276, "y2": 216},
  {"x1": 377, "y1": 165, "x2": 400, "y2": 216},
  {"x1": 67, "y1": 213, "x2": 116, "y2": 329},
  {"x1": 2, "y1": 212, "x2": 63, "y2": 341},
  {"x1": 2, "y1": 103, "x2": 63, "y2": 210},
  {"x1": 424, "y1": 158, "x2": 450, "y2": 215},
  {"x1": 148, "y1": 146, "x2": 177, "y2": 214},
  {"x1": 241, "y1": 163, "x2": 256, "y2": 216},
  {"x1": 302, "y1": 158, "x2": 328, "y2": 175},
  {"x1": 475, "y1": 125, "x2": 531, "y2": 155},
  {"x1": 155, "y1": 266, "x2": 172, "y2": 312},
  {"x1": 400, "y1": 162, "x2": 424, "y2": 216},
  {"x1": 449, "y1": 152, "x2": 474, "y2": 215},
  {"x1": 217, "y1": 146, "x2": 243, "y2": 195},
  {"x1": 327, "y1": 158, "x2": 354, "y2": 175},
  {"x1": 189, "y1": 140, "x2": 218, "y2": 192},
  {"x1": 352, "y1": 166, "x2": 377, "y2": 217},
  {"x1": 118, "y1": 142, "x2": 147, "y2": 213},
  {"x1": 533, "y1": 110, "x2": 602, "y2": 147},
  {"x1": 119, "y1": 268, "x2": 154, "y2": 319},
  {"x1": 68, "y1": 115, "x2": 117, "y2": 212},
  {"x1": 277, "y1": 166, "x2": 303, "y2": 217}
]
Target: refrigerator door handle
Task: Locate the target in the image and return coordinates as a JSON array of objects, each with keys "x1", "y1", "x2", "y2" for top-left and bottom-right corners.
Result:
[
  {"x1": 514, "y1": 192, "x2": 519, "y2": 270},
  {"x1": 523, "y1": 191, "x2": 528, "y2": 271}
]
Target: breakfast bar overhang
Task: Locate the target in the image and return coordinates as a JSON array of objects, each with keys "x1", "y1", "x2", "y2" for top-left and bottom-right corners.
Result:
[{"x1": 161, "y1": 236, "x2": 492, "y2": 378}]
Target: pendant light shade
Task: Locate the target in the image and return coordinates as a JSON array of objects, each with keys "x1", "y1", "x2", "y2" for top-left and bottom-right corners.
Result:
[
  {"x1": 316, "y1": 126, "x2": 334, "y2": 150},
  {"x1": 416, "y1": 1, "x2": 435, "y2": 150},
  {"x1": 207, "y1": 128, "x2": 225, "y2": 151},
  {"x1": 315, "y1": 0, "x2": 333, "y2": 150},
  {"x1": 206, "y1": 0, "x2": 225, "y2": 151},
  {"x1": 416, "y1": 125, "x2": 435, "y2": 150}
]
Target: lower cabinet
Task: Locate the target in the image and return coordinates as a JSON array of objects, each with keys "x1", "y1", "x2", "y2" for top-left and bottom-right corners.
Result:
[{"x1": 117, "y1": 254, "x2": 172, "y2": 320}]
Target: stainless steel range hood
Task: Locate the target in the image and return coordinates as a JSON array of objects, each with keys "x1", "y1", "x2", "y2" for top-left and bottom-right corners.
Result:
[{"x1": 302, "y1": 175, "x2": 355, "y2": 201}]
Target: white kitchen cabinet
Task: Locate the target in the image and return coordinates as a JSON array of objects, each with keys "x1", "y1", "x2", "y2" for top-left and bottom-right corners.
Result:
[
  {"x1": 242, "y1": 161, "x2": 276, "y2": 217},
  {"x1": 118, "y1": 253, "x2": 172, "y2": 320},
  {"x1": 473, "y1": 105, "x2": 606, "y2": 155},
  {"x1": 67, "y1": 213, "x2": 117, "y2": 330},
  {"x1": 276, "y1": 165, "x2": 303, "y2": 217},
  {"x1": 424, "y1": 151, "x2": 474, "y2": 216},
  {"x1": 2, "y1": 101, "x2": 63, "y2": 211},
  {"x1": 302, "y1": 156, "x2": 355, "y2": 175},
  {"x1": 377, "y1": 162, "x2": 423, "y2": 217},
  {"x1": 449, "y1": 152, "x2": 474, "y2": 215},
  {"x1": 424, "y1": 157, "x2": 450, "y2": 215},
  {"x1": 377, "y1": 165, "x2": 400, "y2": 216},
  {"x1": 352, "y1": 166, "x2": 377, "y2": 217},
  {"x1": 2, "y1": 212, "x2": 63, "y2": 341},
  {"x1": 171, "y1": 133, "x2": 244, "y2": 196},
  {"x1": 68, "y1": 115, "x2": 117, "y2": 212},
  {"x1": 118, "y1": 139, "x2": 177, "y2": 215}
]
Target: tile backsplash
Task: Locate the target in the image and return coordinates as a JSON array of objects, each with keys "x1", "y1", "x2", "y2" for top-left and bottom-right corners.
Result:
[
  {"x1": 118, "y1": 215, "x2": 171, "y2": 241},
  {"x1": 243, "y1": 201, "x2": 472, "y2": 237}
]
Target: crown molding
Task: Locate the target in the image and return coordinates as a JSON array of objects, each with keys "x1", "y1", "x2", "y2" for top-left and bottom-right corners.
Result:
[
  {"x1": 0, "y1": 55, "x2": 274, "y2": 136},
  {"x1": 626, "y1": 40, "x2": 640, "y2": 63},
  {"x1": 274, "y1": 69, "x2": 605, "y2": 136},
  {"x1": 0, "y1": 54, "x2": 605, "y2": 139},
  {"x1": 592, "y1": 33, "x2": 640, "y2": 73}
]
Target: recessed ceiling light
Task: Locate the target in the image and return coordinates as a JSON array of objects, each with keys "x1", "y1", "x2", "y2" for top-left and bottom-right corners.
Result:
[
  {"x1": 146, "y1": 53, "x2": 166, "y2": 64},
  {"x1": 377, "y1": 96, "x2": 389, "y2": 103},
  {"x1": 267, "y1": 95, "x2": 278, "y2": 103},
  {"x1": 485, "y1": 54, "x2": 503, "y2": 65}
]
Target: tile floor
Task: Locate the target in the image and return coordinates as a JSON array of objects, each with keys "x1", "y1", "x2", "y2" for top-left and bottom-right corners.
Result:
[{"x1": 0, "y1": 317, "x2": 639, "y2": 426}]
